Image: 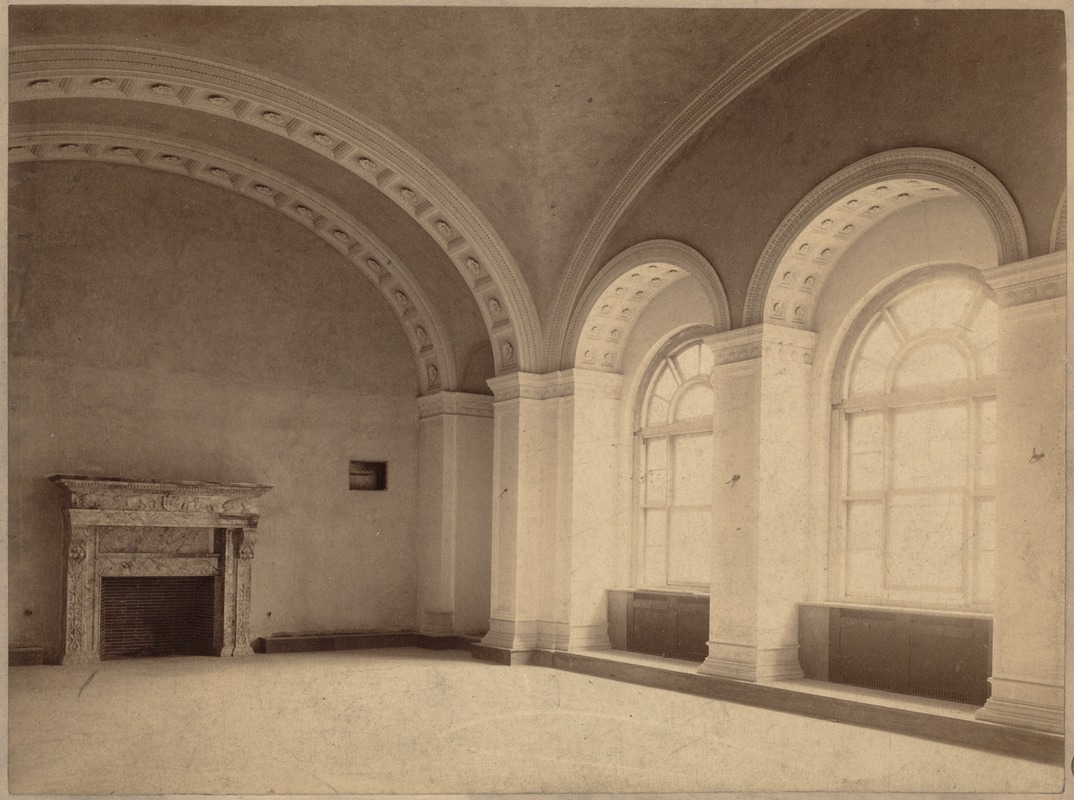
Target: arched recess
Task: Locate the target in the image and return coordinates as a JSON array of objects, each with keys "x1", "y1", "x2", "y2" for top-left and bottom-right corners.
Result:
[
  {"x1": 10, "y1": 43, "x2": 542, "y2": 375},
  {"x1": 545, "y1": 9, "x2": 864, "y2": 369},
  {"x1": 9, "y1": 125, "x2": 458, "y2": 394},
  {"x1": 744, "y1": 148, "x2": 1029, "y2": 329},
  {"x1": 564, "y1": 240, "x2": 731, "y2": 372}
]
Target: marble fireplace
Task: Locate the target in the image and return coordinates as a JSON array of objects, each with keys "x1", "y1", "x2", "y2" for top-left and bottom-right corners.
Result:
[{"x1": 48, "y1": 475, "x2": 272, "y2": 665}]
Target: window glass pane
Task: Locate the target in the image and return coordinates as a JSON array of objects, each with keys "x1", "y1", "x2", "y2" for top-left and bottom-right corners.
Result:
[
  {"x1": 849, "y1": 356, "x2": 886, "y2": 396},
  {"x1": 643, "y1": 438, "x2": 667, "y2": 505},
  {"x1": 667, "y1": 508, "x2": 710, "y2": 586},
  {"x1": 893, "y1": 340, "x2": 969, "y2": 389},
  {"x1": 974, "y1": 498, "x2": 995, "y2": 604},
  {"x1": 845, "y1": 501, "x2": 883, "y2": 552},
  {"x1": 887, "y1": 493, "x2": 964, "y2": 590},
  {"x1": 673, "y1": 382, "x2": 713, "y2": 422},
  {"x1": 858, "y1": 318, "x2": 901, "y2": 369},
  {"x1": 642, "y1": 508, "x2": 667, "y2": 586},
  {"x1": 848, "y1": 411, "x2": 883, "y2": 452},
  {"x1": 647, "y1": 395, "x2": 670, "y2": 426},
  {"x1": 978, "y1": 398, "x2": 996, "y2": 443},
  {"x1": 846, "y1": 549, "x2": 883, "y2": 598},
  {"x1": 847, "y1": 412, "x2": 884, "y2": 492},
  {"x1": 674, "y1": 343, "x2": 700, "y2": 379},
  {"x1": 671, "y1": 433, "x2": 712, "y2": 506},
  {"x1": 653, "y1": 365, "x2": 678, "y2": 402},
  {"x1": 976, "y1": 497, "x2": 995, "y2": 552},
  {"x1": 891, "y1": 282, "x2": 977, "y2": 336},
  {"x1": 891, "y1": 404, "x2": 968, "y2": 488}
]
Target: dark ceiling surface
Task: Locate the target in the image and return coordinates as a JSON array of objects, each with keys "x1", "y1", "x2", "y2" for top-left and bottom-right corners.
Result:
[{"x1": 9, "y1": 6, "x2": 1068, "y2": 356}]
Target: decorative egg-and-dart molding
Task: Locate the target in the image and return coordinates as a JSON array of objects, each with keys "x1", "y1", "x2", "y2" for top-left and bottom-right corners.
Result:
[
  {"x1": 10, "y1": 43, "x2": 540, "y2": 376},
  {"x1": 547, "y1": 9, "x2": 865, "y2": 370},
  {"x1": 568, "y1": 240, "x2": 731, "y2": 373},
  {"x1": 9, "y1": 125, "x2": 457, "y2": 395},
  {"x1": 743, "y1": 147, "x2": 1030, "y2": 330}
]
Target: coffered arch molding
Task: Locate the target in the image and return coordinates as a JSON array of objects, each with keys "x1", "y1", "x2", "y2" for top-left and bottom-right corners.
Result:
[
  {"x1": 545, "y1": 9, "x2": 865, "y2": 370},
  {"x1": 744, "y1": 147, "x2": 1029, "y2": 329},
  {"x1": 10, "y1": 43, "x2": 542, "y2": 375},
  {"x1": 564, "y1": 240, "x2": 731, "y2": 372},
  {"x1": 9, "y1": 125, "x2": 459, "y2": 395}
]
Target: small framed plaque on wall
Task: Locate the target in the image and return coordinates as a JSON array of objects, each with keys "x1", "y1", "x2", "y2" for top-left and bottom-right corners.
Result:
[{"x1": 349, "y1": 460, "x2": 387, "y2": 491}]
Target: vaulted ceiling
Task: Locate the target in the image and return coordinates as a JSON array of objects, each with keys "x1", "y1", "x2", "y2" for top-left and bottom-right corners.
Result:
[{"x1": 9, "y1": 6, "x2": 1067, "y2": 387}]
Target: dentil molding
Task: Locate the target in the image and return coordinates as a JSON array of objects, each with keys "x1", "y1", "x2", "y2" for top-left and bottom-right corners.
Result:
[
  {"x1": 10, "y1": 43, "x2": 540, "y2": 375},
  {"x1": 546, "y1": 9, "x2": 865, "y2": 369},
  {"x1": 10, "y1": 125, "x2": 458, "y2": 395}
]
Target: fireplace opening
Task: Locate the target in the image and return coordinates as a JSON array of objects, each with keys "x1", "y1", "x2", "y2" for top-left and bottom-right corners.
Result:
[{"x1": 100, "y1": 576, "x2": 217, "y2": 659}]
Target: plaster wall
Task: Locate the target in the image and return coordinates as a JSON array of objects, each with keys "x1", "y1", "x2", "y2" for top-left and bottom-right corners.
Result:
[{"x1": 9, "y1": 162, "x2": 423, "y2": 660}]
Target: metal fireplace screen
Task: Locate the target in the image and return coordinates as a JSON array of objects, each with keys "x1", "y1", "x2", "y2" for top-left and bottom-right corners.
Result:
[{"x1": 100, "y1": 576, "x2": 216, "y2": 659}]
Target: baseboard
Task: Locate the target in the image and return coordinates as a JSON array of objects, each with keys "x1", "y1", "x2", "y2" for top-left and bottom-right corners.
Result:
[
  {"x1": 9, "y1": 647, "x2": 44, "y2": 666},
  {"x1": 254, "y1": 632, "x2": 478, "y2": 655}
]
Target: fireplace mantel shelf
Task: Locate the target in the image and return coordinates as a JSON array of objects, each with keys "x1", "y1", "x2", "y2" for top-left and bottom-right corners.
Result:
[{"x1": 49, "y1": 474, "x2": 273, "y2": 665}]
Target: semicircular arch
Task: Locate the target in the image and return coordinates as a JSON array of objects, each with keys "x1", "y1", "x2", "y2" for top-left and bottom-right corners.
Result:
[
  {"x1": 565, "y1": 240, "x2": 730, "y2": 372},
  {"x1": 10, "y1": 42, "x2": 542, "y2": 374},
  {"x1": 743, "y1": 147, "x2": 1028, "y2": 329},
  {"x1": 10, "y1": 124, "x2": 459, "y2": 394}
]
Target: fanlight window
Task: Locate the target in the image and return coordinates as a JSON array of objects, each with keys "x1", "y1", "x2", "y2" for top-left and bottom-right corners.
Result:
[
  {"x1": 636, "y1": 339, "x2": 714, "y2": 589},
  {"x1": 837, "y1": 274, "x2": 997, "y2": 608}
]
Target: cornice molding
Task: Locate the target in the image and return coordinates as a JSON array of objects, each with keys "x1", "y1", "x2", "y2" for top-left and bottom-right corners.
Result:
[
  {"x1": 705, "y1": 324, "x2": 816, "y2": 367},
  {"x1": 10, "y1": 43, "x2": 542, "y2": 374},
  {"x1": 982, "y1": 251, "x2": 1067, "y2": 309},
  {"x1": 417, "y1": 391, "x2": 494, "y2": 419},
  {"x1": 743, "y1": 147, "x2": 1029, "y2": 328},
  {"x1": 563, "y1": 239, "x2": 731, "y2": 373},
  {"x1": 546, "y1": 9, "x2": 865, "y2": 369},
  {"x1": 10, "y1": 125, "x2": 458, "y2": 395}
]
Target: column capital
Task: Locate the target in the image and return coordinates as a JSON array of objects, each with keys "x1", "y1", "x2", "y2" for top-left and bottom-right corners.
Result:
[
  {"x1": 563, "y1": 368, "x2": 623, "y2": 399},
  {"x1": 417, "y1": 390, "x2": 494, "y2": 419},
  {"x1": 704, "y1": 324, "x2": 816, "y2": 367},
  {"x1": 982, "y1": 251, "x2": 1067, "y2": 308}
]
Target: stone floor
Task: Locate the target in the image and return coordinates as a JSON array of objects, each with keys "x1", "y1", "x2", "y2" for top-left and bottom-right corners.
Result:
[{"x1": 7, "y1": 647, "x2": 1065, "y2": 795}]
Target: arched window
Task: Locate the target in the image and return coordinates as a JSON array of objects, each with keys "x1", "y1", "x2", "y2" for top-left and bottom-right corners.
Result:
[
  {"x1": 834, "y1": 269, "x2": 997, "y2": 609},
  {"x1": 636, "y1": 337, "x2": 714, "y2": 589}
]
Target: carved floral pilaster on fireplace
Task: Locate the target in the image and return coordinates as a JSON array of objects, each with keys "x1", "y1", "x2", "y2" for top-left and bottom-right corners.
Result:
[{"x1": 49, "y1": 476, "x2": 273, "y2": 664}]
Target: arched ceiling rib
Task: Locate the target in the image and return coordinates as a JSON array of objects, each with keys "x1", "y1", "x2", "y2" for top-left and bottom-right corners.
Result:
[
  {"x1": 10, "y1": 125, "x2": 459, "y2": 394},
  {"x1": 546, "y1": 8, "x2": 865, "y2": 367},
  {"x1": 11, "y1": 44, "x2": 542, "y2": 375}
]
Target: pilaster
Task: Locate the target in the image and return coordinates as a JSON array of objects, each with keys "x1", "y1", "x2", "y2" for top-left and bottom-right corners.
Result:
[
  {"x1": 564, "y1": 369, "x2": 622, "y2": 652},
  {"x1": 699, "y1": 325, "x2": 816, "y2": 682},
  {"x1": 481, "y1": 373, "x2": 562, "y2": 653},
  {"x1": 416, "y1": 392, "x2": 494, "y2": 637},
  {"x1": 975, "y1": 252, "x2": 1066, "y2": 733}
]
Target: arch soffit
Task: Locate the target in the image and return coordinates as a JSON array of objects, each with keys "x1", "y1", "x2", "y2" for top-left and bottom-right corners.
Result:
[
  {"x1": 545, "y1": 9, "x2": 866, "y2": 369},
  {"x1": 567, "y1": 240, "x2": 731, "y2": 373},
  {"x1": 744, "y1": 147, "x2": 1029, "y2": 329},
  {"x1": 10, "y1": 125, "x2": 458, "y2": 395},
  {"x1": 10, "y1": 43, "x2": 541, "y2": 375}
]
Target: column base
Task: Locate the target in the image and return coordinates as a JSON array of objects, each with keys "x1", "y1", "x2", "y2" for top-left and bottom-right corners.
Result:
[
  {"x1": 698, "y1": 642, "x2": 804, "y2": 682},
  {"x1": 975, "y1": 675, "x2": 1063, "y2": 734},
  {"x1": 480, "y1": 617, "x2": 540, "y2": 651}
]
